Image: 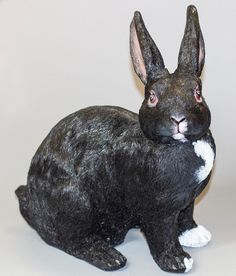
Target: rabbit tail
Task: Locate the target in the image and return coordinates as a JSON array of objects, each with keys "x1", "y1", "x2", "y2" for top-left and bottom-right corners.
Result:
[{"x1": 15, "y1": 185, "x2": 32, "y2": 225}]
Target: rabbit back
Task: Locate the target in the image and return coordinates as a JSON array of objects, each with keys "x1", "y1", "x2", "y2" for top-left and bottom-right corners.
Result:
[{"x1": 23, "y1": 105, "x2": 215, "y2": 217}]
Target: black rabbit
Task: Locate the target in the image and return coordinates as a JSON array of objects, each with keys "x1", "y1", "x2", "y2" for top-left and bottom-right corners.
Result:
[{"x1": 16, "y1": 5, "x2": 215, "y2": 273}]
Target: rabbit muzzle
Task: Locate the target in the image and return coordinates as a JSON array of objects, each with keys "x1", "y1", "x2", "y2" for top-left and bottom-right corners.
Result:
[{"x1": 170, "y1": 115, "x2": 188, "y2": 142}]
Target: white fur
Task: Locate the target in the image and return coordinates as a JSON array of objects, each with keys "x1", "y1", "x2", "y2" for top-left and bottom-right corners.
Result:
[
  {"x1": 184, "y1": 257, "x2": 193, "y2": 273},
  {"x1": 179, "y1": 225, "x2": 212, "y2": 248},
  {"x1": 192, "y1": 140, "x2": 215, "y2": 183},
  {"x1": 173, "y1": 133, "x2": 187, "y2": 142},
  {"x1": 179, "y1": 120, "x2": 188, "y2": 133},
  {"x1": 172, "y1": 116, "x2": 188, "y2": 142}
]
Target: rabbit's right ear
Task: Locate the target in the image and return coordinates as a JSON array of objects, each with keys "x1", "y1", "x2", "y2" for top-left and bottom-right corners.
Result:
[
  {"x1": 130, "y1": 12, "x2": 169, "y2": 85},
  {"x1": 177, "y1": 5, "x2": 205, "y2": 77}
]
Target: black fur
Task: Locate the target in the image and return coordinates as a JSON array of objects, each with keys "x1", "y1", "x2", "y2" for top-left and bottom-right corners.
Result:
[{"x1": 16, "y1": 5, "x2": 216, "y2": 273}]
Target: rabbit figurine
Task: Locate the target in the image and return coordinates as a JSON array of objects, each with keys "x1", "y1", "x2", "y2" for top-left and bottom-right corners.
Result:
[{"x1": 16, "y1": 5, "x2": 215, "y2": 273}]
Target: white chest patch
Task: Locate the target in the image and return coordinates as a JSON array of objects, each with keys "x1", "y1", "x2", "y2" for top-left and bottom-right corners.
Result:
[{"x1": 192, "y1": 140, "x2": 215, "y2": 183}]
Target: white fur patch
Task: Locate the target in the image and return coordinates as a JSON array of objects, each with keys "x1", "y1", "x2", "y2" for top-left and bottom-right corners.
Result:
[
  {"x1": 179, "y1": 120, "x2": 188, "y2": 133},
  {"x1": 184, "y1": 257, "x2": 193, "y2": 273},
  {"x1": 179, "y1": 225, "x2": 212, "y2": 248},
  {"x1": 192, "y1": 140, "x2": 215, "y2": 183},
  {"x1": 173, "y1": 133, "x2": 187, "y2": 142}
]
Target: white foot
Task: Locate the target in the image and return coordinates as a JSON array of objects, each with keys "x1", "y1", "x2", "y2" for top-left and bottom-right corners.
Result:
[
  {"x1": 179, "y1": 225, "x2": 211, "y2": 248},
  {"x1": 184, "y1": 257, "x2": 194, "y2": 273}
]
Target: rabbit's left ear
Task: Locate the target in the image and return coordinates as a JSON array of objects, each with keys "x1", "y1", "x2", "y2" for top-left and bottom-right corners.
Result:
[
  {"x1": 177, "y1": 5, "x2": 205, "y2": 77},
  {"x1": 130, "y1": 11, "x2": 169, "y2": 84}
]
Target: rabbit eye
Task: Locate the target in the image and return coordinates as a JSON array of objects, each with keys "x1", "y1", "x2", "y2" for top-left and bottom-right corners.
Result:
[
  {"x1": 148, "y1": 91, "x2": 158, "y2": 107},
  {"x1": 194, "y1": 87, "x2": 202, "y2": 103}
]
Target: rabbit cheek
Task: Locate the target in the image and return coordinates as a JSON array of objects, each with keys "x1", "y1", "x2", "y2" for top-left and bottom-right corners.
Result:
[
  {"x1": 185, "y1": 104, "x2": 211, "y2": 139},
  {"x1": 139, "y1": 106, "x2": 169, "y2": 141}
]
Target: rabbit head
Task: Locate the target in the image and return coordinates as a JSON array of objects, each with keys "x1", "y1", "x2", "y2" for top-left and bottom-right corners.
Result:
[{"x1": 130, "y1": 5, "x2": 211, "y2": 143}]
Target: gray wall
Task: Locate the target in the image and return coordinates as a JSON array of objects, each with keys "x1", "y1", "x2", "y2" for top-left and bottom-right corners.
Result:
[{"x1": 0, "y1": 1, "x2": 234, "y2": 189}]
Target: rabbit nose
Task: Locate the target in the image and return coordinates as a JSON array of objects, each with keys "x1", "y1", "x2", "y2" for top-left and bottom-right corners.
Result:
[{"x1": 171, "y1": 116, "x2": 186, "y2": 124}]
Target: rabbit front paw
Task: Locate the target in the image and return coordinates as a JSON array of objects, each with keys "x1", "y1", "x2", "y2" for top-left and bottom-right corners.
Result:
[
  {"x1": 89, "y1": 247, "x2": 127, "y2": 271},
  {"x1": 179, "y1": 225, "x2": 211, "y2": 247},
  {"x1": 155, "y1": 250, "x2": 193, "y2": 273}
]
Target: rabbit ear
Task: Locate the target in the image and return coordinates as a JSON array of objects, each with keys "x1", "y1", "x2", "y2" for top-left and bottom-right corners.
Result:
[
  {"x1": 177, "y1": 5, "x2": 205, "y2": 77},
  {"x1": 130, "y1": 11, "x2": 169, "y2": 84}
]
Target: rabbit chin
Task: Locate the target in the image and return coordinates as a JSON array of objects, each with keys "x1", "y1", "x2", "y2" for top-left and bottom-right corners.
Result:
[{"x1": 172, "y1": 133, "x2": 188, "y2": 142}]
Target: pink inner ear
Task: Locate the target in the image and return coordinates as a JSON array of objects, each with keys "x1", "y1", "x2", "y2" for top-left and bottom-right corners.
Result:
[
  {"x1": 199, "y1": 45, "x2": 204, "y2": 68},
  {"x1": 198, "y1": 34, "x2": 205, "y2": 74},
  {"x1": 130, "y1": 21, "x2": 147, "y2": 84}
]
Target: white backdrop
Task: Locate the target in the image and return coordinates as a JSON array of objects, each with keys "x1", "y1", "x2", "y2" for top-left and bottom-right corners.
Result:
[{"x1": 0, "y1": 1, "x2": 235, "y2": 275}]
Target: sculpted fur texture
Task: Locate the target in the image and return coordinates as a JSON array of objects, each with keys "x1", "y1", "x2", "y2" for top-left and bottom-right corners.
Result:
[{"x1": 15, "y1": 5, "x2": 215, "y2": 273}]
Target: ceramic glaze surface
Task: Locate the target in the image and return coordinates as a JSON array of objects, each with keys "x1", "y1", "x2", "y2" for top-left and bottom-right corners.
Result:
[{"x1": 15, "y1": 5, "x2": 215, "y2": 274}]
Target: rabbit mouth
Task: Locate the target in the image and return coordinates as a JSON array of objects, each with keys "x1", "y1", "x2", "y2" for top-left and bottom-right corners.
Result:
[{"x1": 172, "y1": 133, "x2": 188, "y2": 142}]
